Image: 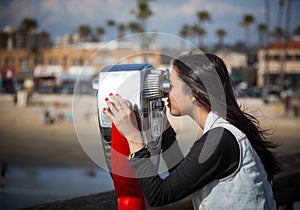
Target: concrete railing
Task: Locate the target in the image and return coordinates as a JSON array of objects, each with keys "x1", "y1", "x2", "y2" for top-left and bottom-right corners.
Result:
[{"x1": 23, "y1": 153, "x2": 300, "y2": 210}]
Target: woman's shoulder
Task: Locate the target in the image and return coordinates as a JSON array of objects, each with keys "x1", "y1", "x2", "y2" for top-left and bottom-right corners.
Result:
[
  {"x1": 194, "y1": 127, "x2": 239, "y2": 153},
  {"x1": 199, "y1": 127, "x2": 237, "y2": 142}
]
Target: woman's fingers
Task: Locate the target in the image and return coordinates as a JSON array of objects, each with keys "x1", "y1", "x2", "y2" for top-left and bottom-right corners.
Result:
[
  {"x1": 103, "y1": 107, "x2": 113, "y2": 120},
  {"x1": 110, "y1": 94, "x2": 124, "y2": 111},
  {"x1": 102, "y1": 93, "x2": 142, "y2": 142},
  {"x1": 115, "y1": 94, "x2": 130, "y2": 110},
  {"x1": 105, "y1": 97, "x2": 117, "y2": 114},
  {"x1": 103, "y1": 93, "x2": 127, "y2": 119}
]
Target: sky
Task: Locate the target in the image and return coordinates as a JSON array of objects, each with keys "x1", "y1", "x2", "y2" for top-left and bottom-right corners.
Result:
[{"x1": 0, "y1": 0, "x2": 299, "y2": 47}]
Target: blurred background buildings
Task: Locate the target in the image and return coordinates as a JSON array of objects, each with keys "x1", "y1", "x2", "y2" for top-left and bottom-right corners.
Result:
[{"x1": 0, "y1": 0, "x2": 300, "y2": 102}]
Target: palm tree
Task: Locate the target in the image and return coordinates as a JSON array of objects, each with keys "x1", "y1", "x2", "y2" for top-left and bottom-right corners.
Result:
[
  {"x1": 197, "y1": 11, "x2": 211, "y2": 28},
  {"x1": 279, "y1": 0, "x2": 293, "y2": 92},
  {"x1": 90, "y1": 35, "x2": 99, "y2": 42},
  {"x1": 192, "y1": 24, "x2": 206, "y2": 47},
  {"x1": 179, "y1": 25, "x2": 189, "y2": 39},
  {"x1": 240, "y1": 14, "x2": 255, "y2": 47},
  {"x1": 284, "y1": 0, "x2": 292, "y2": 41},
  {"x1": 179, "y1": 24, "x2": 190, "y2": 50},
  {"x1": 117, "y1": 23, "x2": 127, "y2": 38},
  {"x1": 257, "y1": 23, "x2": 267, "y2": 48},
  {"x1": 128, "y1": 21, "x2": 142, "y2": 33},
  {"x1": 19, "y1": 17, "x2": 38, "y2": 71},
  {"x1": 130, "y1": 0, "x2": 155, "y2": 61},
  {"x1": 40, "y1": 31, "x2": 50, "y2": 48},
  {"x1": 19, "y1": 17, "x2": 38, "y2": 35},
  {"x1": 190, "y1": 24, "x2": 198, "y2": 45},
  {"x1": 272, "y1": 26, "x2": 284, "y2": 42},
  {"x1": 264, "y1": 0, "x2": 271, "y2": 90},
  {"x1": 135, "y1": 0, "x2": 153, "y2": 32},
  {"x1": 293, "y1": 25, "x2": 300, "y2": 36},
  {"x1": 216, "y1": 28, "x2": 227, "y2": 48},
  {"x1": 276, "y1": 0, "x2": 285, "y2": 92},
  {"x1": 96, "y1": 26, "x2": 105, "y2": 41},
  {"x1": 276, "y1": 0, "x2": 285, "y2": 38},
  {"x1": 67, "y1": 34, "x2": 74, "y2": 44},
  {"x1": 106, "y1": 19, "x2": 116, "y2": 38},
  {"x1": 77, "y1": 24, "x2": 92, "y2": 42},
  {"x1": 197, "y1": 10, "x2": 211, "y2": 47}
]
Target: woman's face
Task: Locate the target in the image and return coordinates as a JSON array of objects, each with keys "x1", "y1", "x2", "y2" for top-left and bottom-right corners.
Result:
[{"x1": 167, "y1": 67, "x2": 194, "y2": 116}]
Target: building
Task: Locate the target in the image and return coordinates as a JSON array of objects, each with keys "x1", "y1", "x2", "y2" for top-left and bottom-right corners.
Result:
[
  {"x1": 215, "y1": 49, "x2": 259, "y2": 88},
  {"x1": 0, "y1": 42, "x2": 161, "y2": 93},
  {"x1": 0, "y1": 28, "x2": 51, "y2": 50},
  {"x1": 215, "y1": 49, "x2": 248, "y2": 73},
  {"x1": 257, "y1": 40, "x2": 300, "y2": 89}
]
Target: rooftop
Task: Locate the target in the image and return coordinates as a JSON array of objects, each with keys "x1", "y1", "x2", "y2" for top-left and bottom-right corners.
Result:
[{"x1": 268, "y1": 40, "x2": 300, "y2": 50}]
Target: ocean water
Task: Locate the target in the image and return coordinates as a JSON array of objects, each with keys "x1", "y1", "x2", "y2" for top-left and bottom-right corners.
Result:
[{"x1": 0, "y1": 166, "x2": 114, "y2": 210}]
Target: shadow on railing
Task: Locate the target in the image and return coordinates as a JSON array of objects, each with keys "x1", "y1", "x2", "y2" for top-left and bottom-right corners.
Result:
[
  {"x1": 22, "y1": 153, "x2": 300, "y2": 210},
  {"x1": 274, "y1": 153, "x2": 300, "y2": 210}
]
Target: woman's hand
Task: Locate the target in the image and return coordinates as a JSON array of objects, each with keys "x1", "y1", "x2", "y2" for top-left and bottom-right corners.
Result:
[{"x1": 103, "y1": 94, "x2": 144, "y2": 152}]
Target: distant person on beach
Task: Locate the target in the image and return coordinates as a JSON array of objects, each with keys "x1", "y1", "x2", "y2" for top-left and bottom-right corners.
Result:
[
  {"x1": 103, "y1": 53, "x2": 280, "y2": 209},
  {"x1": 1, "y1": 161, "x2": 8, "y2": 188},
  {"x1": 42, "y1": 108, "x2": 55, "y2": 124}
]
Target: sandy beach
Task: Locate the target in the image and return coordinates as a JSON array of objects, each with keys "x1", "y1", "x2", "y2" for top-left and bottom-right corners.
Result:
[
  {"x1": 0, "y1": 94, "x2": 95, "y2": 167},
  {"x1": 0, "y1": 94, "x2": 299, "y2": 167}
]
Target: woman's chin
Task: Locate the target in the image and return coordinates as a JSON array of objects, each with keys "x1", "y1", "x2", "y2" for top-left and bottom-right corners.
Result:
[{"x1": 169, "y1": 109, "x2": 181, "y2": 117}]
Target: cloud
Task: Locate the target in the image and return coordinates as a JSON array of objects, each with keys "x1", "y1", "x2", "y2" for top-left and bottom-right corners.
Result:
[
  {"x1": 178, "y1": 0, "x2": 252, "y2": 18},
  {"x1": 39, "y1": 0, "x2": 66, "y2": 25},
  {"x1": 205, "y1": 1, "x2": 248, "y2": 16},
  {"x1": 149, "y1": 0, "x2": 247, "y2": 34},
  {"x1": 0, "y1": 0, "x2": 39, "y2": 28},
  {"x1": 0, "y1": 0, "x2": 135, "y2": 29},
  {"x1": 1, "y1": 0, "x2": 298, "y2": 45},
  {"x1": 40, "y1": 0, "x2": 61, "y2": 12},
  {"x1": 150, "y1": 0, "x2": 250, "y2": 28}
]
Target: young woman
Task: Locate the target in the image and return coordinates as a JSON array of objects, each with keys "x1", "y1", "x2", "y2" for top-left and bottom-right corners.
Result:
[{"x1": 103, "y1": 53, "x2": 280, "y2": 209}]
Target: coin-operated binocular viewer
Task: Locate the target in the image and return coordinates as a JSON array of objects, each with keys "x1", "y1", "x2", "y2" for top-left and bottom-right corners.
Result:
[{"x1": 93, "y1": 64, "x2": 170, "y2": 209}]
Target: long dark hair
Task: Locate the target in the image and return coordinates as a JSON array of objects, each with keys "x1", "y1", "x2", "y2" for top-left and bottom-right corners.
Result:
[{"x1": 173, "y1": 53, "x2": 280, "y2": 181}]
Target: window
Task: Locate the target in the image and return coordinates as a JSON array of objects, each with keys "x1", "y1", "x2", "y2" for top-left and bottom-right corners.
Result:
[
  {"x1": 49, "y1": 57, "x2": 59, "y2": 65},
  {"x1": 5, "y1": 56, "x2": 14, "y2": 65},
  {"x1": 63, "y1": 56, "x2": 68, "y2": 66},
  {"x1": 73, "y1": 57, "x2": 83, "y2": 65},
  {"x1": 273, "y1": 54, "x2": 280, "y2": 61},
  {"x1": 19, "y1": 57, "x2": 30, "y2": 72},
  {"x1": 19, "y1": 57, "x2": 28, "y2": 65},
  {"x1": 264, "y1": 54, "x2": 270, "y2": 61},
  {"x1": 34, "y1": 57, "x2": 44, "y2": 65},
  {"x1": 285, "y1": 54, "x2": 292, "y2": 61}
]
